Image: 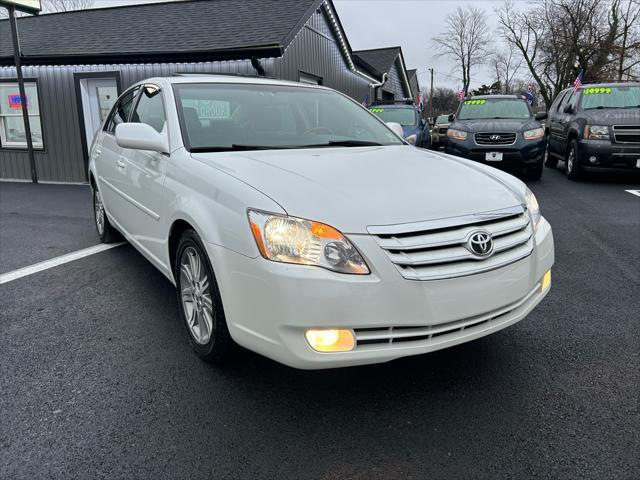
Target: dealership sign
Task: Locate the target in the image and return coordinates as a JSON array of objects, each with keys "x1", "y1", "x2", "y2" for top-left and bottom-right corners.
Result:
[{"x1": 0, "y1": 0, "x2": 41, "y2": 14}]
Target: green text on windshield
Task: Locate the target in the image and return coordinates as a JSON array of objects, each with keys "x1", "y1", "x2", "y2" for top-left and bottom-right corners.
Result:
[
  {"x1": 580, "y1": 86, "x2": 640, "y2": 110},
  {"x1": 457, "y1": 99, "x2": 531, "y2": 120}
]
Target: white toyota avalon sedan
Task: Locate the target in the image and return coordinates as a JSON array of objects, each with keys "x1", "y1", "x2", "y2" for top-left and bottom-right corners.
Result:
[{"x1": 89, "y1": 75, "x2": 554, "y2": 369}]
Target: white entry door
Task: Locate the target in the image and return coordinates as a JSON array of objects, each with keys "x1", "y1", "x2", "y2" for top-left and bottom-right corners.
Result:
[{"x1": 80, "y1": 78, "x2": 118, "y2": 150}]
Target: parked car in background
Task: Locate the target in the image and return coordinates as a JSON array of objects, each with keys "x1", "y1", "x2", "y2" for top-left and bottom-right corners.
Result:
[
  {"x1": 544, "y1": 82, "x2": 640, "y2": 180},
  {"x1": 369, "y1": 101, "x2": 429, "y2": 147},
  {"x1": 89, "y1": 75, "x2": 553, "y2": 369},
  {"x1": 445, "y1": 95, "x2": 548, "y2": 179},
  {"x1": 431, "y1": 114, "x2": 450, "y2": 149}
]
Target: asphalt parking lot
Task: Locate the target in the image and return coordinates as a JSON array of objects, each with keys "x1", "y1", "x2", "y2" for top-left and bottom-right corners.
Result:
[{"x1": 1, "y1": 167, "x2": 639, "y2": 480}]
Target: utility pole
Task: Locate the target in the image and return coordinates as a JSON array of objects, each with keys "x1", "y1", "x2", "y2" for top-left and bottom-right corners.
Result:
[
  {"x1": 5, "y1": 2, "x2": 39, "y2": 183},
  {"x1": 428, "y1": 67, "x2": 434, "y2": 121}
]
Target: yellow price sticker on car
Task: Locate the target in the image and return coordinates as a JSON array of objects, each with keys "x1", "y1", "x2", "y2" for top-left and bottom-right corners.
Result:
[
  {"x1": 369, "y1": 108, "x2": 385, "y2": 113},
  {"x1": 583, "y1": 87, "x2": 612, "y2": 95},
  {"x1": 464, "y1": 99, "x2": 486, "y2": 105}
]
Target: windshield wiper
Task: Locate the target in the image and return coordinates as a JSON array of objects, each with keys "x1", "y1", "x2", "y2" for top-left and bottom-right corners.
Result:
[
  {"x1": 190, "y1": 144, "x2": 298, "y2": 153},
  {"x1": 190, "y1": 140, "x2": 384, "y2": 153},
  {"x1": 303, "y1": 140, "x2": 384, "y2": 148}
]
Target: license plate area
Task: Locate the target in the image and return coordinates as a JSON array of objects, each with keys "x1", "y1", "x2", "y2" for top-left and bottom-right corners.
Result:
[{"x1": 486, "y1": 152, "x2": 503, "y2": 161}]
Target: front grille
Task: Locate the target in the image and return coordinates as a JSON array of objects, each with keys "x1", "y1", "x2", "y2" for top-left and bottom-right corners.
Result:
[
  {"x1": 353, "y1": 285, "x2": 539, "y2": 348},
  {"x1": 613, "y1": 125, "x2": 640, "y2": 144},
  {"x1": 370, "y1": 206, "x2": 533, "y2": 281},
  {"x1": 474, "y1": 132, "x2": 517, "y2": 145}
]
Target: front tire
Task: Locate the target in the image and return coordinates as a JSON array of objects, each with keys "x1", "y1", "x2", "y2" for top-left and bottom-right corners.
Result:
[
  {"x1": 175, "y1": 230, "x2": 233, "y2": 363},
  {"x1": 93, "y1": 186, "x2": 119, "y2": 243},
  {"x1": 526, "y1": 161, "x2": 544, "y2": 180},
  {"x1": 544, "y1": 141, "x2": 558, "y2": 168},
  {"x1": 565, "y1": 139, "x2": 582, "y2": 180}
]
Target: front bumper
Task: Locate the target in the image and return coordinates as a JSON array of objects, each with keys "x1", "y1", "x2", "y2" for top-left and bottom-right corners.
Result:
[
  {"x1": 445, "y1": 135, "x2": 546, "y2": 167},
  {"x1": 205, "y1": 218, "x2": 554, "y2": 369},
  {"x1": 578, "y1": 139, "x2": 640, "y2": 171}
]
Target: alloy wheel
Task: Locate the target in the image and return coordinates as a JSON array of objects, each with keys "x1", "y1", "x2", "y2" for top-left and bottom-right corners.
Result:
[
  {"x1": 567, "y1": 147, "x2": 575, "y2": 174},
  {"x1": 94, "y1": 188, "x2": 105, "y2": 235},
  {"x1": 179, "y1": 246, "x2": 214, "y2": 345}
]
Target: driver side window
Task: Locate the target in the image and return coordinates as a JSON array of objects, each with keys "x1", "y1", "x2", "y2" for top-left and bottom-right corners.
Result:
[{"x1": 105, "y1": 87, "x2": 139, "y2": 134}]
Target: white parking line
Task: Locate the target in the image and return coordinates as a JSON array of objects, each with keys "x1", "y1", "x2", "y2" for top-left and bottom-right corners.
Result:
[
  {"x1": 625, "y1": 190, "x2": 640, "y2": 197},
  {"x1": 0, "y1": 243, "x2": 125, "y2": 285}
]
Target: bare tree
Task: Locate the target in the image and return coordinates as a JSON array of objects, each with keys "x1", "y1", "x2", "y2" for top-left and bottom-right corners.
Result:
[
  {"x1": 432, "y1": 6, "x2": 490, "y2": 95},
  {"x1": 1, "y1": 0, "x2": 94, "y2": 17},
  {"x1": 491, "y1": 43, "x2": 522, "y2": 94},
  {"x1": 429, "y1": 87, "x2": 460, "y2": 116},
  {"x1": 613, "y1": 0, "x2": 640, "y2": 80},
  {"x1": 42, "y1": 0, "x2": 95, "y2": 12},
  {"x1": 498, "y1": 0, "x2": 640, "y2": 108}
]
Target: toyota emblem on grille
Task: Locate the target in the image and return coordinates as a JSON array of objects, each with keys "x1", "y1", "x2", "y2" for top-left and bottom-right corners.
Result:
[
  {"x1": 467, "y1": 231, "x2": 494, "y2": 257},
  {"x1": 490, "y1": 135, "x2": 501, "y2": 141}
]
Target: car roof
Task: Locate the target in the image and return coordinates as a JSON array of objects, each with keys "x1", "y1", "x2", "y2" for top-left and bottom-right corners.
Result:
[
  {"x1": 143, "y1": 74, "x2": 327, "y2": 90},
  {"x1": 468, "y1": 94, "x2": 523, "y2": 100},
  {"x1": 561, "y1": 82, "x2": 640, "y2": 93}
]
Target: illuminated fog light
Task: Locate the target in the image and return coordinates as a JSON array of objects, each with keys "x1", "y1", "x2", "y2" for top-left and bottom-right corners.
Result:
[
  {"x1": 305, "y1": 329, "x2": 355, "y2": 352},
  {"x1": 541, "y1": 270, "x2": 551, "y2": 292},
  {"x1": 589, "y1": 156, "x2": 597, "y2": 164}
]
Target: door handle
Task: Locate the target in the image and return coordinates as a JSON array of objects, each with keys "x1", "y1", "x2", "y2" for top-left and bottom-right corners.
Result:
[{"x1": 116, "y1": 159, "x2": 126, "y2": 169}]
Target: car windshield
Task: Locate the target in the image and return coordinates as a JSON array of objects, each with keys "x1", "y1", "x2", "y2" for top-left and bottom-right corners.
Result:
[
  {"x1": 457, "y1": 99, "x2": 531, "y2": 120},
  {"x1": 580, "y1": 85, "x2": 640, "y2": 110},
  {"x1": 369, "y1": 106, "x2": 418, "y2": 126},
  {"x1": 172, "y1": 83, "x2": 403, "y2": 151},
  {"x1": 436, "y1": 115, "x2": 448, "y2": 124}
]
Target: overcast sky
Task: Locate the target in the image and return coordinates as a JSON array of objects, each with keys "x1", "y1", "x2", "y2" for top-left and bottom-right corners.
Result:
[{"x1": 57, "y1": 0, "x2": 526, "y2": 90}]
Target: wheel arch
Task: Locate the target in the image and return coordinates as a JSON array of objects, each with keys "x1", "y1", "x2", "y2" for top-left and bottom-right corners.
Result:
[{"x1": 168, "y1": 218, "x2": 199, "y2": 280}]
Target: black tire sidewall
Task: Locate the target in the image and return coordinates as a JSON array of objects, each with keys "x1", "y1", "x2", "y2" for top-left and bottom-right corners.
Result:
[
  {"x1": 544, "y1": 141, "x2": 558, "y2": 168},
  {"x1": 566, "y1": 139, "x2": 581, "y2": 180},
  {"x1": 174, "y1": 230, "x2": 231, "y2": 360}
]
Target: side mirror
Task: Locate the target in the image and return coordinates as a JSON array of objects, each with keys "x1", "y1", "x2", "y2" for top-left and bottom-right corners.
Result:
[
  {"x1": 563, "y1": 105, "x2": 573, "y2": 114},
  {"x1": 115, "y1": 123, "x2": 168, "y2": 153},
  {"x1": 448, "y1": 114, "x2": 455, "y2": 122},
  {"x1": 386, "y1": 122, "x2": 404, "y2": 138},
  {"x1": 535, "y1": 111, "x2": 548, "y2": 121}
]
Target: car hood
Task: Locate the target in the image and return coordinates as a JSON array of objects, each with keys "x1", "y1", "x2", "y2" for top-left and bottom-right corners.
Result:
[
  {"x1": 192, "y1": 146, "x2": 524, "y2": 233},
  {"x1": 581, "y1": 108, "x2": 640, "y2": 124},
  {"x1": 452, "y1": 118, "x2": 540, "y2": 132}
]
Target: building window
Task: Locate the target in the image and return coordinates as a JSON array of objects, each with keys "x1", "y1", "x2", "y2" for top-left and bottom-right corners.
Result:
[{"x1": 0, "y1": 82, "x2": 44, "y2": 149}]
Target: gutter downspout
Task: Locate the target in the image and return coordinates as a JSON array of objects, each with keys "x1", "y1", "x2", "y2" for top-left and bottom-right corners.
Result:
[{"x1": 369, "y1": 72, "x2": 388, "y2": 103}]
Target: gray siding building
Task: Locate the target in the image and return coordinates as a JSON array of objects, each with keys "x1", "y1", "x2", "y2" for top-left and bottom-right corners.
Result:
[
  {"x1": 0, "y1": 0, "x2": 401, "y2": 183},
  {"x1": 353, "y1": 46, "x2": 413, "y2": 103}
]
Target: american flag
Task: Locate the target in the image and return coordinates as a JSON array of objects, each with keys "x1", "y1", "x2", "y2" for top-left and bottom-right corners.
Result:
[
  {"x1": 457, "y1": 89, "x2": 465, "y2": 101},
  {"x1": 361, "y1": 94, "x2": 370, "y2": 108},
  {"x1": 573, "y1": 70, "x2": 583, "y2": 91}
]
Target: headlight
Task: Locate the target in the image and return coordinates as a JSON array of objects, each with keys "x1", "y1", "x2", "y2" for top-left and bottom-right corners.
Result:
[
  {"x1": 584, "y1": 125, "x2": 609, "y2": 140},
  {"x1": 525, "y1": 188, "x2": 541, "y2": 231},
  {"x1": 248, "y1": 210, "x2": 369, "y2": 274},
  {"x1": 447, "y1": 128, "x2": 467, "y2": 140},
  {"x1": 523, "y1": 127, "x2": 544, "y2": 140},
  {"x1": 405, "y1": 134, "x2": 417, "y2": 145}
]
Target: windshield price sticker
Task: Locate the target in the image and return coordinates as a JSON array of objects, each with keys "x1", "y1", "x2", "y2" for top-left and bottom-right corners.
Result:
[
  {"x1": 464, "y1": 99, "x2": 486, "y2": 105},
  {"x1": 369, "y1": 108, "x2": 385, "y2": 113},
  {"x1": 583, "y1": 87, "x2": 612, "y2": 95}
]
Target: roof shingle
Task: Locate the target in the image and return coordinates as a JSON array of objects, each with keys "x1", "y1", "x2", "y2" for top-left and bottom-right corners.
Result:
[{"x1": 0, "y1": 0, "x2": 320, "y2": 64}]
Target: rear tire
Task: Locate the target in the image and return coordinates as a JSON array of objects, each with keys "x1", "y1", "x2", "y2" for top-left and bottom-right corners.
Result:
[
  {"x1": 565, "y1": 139, "x2": 582, "y2": 180},
  {"x1": 93, "y1": 186, "x2": 119, "y2": 243},
  {"x1": 175, "y1": 229, "x2": 234, "y2": 363}
]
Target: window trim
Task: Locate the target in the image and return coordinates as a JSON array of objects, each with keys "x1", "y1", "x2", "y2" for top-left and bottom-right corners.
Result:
[
  {"x1": 0, "y1": 78, "x2": 45, "y2": 152},
  {"x1": 129, "y1": 83, "x2": 169, "y2": 135},
  {"x1": 298, "y1": 71, "x2": 323, "y2": 86},
  {"x1": 104, "y1": 85, "x2": 140, "y2": 136}
]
